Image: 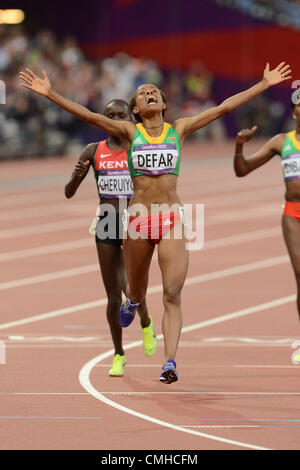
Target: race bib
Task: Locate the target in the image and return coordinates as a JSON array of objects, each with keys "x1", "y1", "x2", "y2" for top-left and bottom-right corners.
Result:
[
  {"x1": 282, "y1": 154, "x2": 300, "y2": 181},
  {"x1": 98, "y1": 172, "x2": 133, "y2": 198},
  {"x1": 132, "y1": 143, "x2": 178, "y2": 175}
]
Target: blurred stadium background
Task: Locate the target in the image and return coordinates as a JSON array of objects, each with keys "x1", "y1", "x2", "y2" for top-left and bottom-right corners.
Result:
[{"x1": 0, "y1": 0, "x2": 299, "y2": 159}]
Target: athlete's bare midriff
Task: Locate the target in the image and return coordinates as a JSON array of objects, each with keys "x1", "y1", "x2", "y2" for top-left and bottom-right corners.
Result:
[
  {"x1": 284, "y1": 181, "x2": 300, "y2": 202},
  {"x1": 129, "y1": 173, "x2": 183, "y2": 212}
]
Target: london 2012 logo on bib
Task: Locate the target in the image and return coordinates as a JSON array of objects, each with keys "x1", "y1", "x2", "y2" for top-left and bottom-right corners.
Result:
[{"x1": 132, "y1": 143, "x2": 178, "y2": 175}]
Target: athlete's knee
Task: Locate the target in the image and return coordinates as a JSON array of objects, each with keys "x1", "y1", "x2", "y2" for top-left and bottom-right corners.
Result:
[
  {"x1": 126, "y1": 285, "x2": 146, "y2": 304},
  {"x1": 107, "y1": 293, "x2": 122, "y2": 311},
  {"x1": 163, "y1": 285, "x2": 182, "y2": 306}
]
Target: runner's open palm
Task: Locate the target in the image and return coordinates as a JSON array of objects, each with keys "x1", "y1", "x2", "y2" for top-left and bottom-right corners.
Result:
[
  {"x1": 263, "y1": 62, "x2": 292, "y2": 86},
  {"x1": 19, "y1": 68, "x2": 51, "y2": 97}
]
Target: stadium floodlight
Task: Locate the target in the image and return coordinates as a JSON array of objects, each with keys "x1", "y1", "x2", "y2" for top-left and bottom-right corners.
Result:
[{"x1": 0, "y1": 9, "x2": 25, "y2": 24}]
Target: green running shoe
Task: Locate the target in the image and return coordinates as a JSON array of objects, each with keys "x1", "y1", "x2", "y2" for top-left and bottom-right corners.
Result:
[
  {"x1": 141, "y1": 316, "x2": 158, "y2": 357},
  {"x1": 109, "y1": 354, "x2": 126, "y2": 377},
  {"x1": 293, "y1": 353, "x2": 300, "y2": 364}
]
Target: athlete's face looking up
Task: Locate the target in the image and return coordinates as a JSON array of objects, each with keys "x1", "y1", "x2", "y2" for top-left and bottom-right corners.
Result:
[
  {"x1": 104, "y1": 103, "x2": 132, "y2": 122},
  {"x1": 133, "y1": 84, "x2": 166, "y2": 119}
]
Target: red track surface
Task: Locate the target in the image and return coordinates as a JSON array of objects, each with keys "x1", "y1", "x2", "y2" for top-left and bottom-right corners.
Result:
[{"x1": 1, "y1": 140, "x2": 300, "y2": 450}]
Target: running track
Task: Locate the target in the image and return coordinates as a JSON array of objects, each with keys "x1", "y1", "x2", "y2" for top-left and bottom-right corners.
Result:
[{"x1": 1, "y1": 140, "x2": 300, "y2": 450}]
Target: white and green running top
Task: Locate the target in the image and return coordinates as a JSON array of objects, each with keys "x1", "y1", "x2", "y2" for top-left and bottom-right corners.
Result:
[
  {"x1": 281, "y1": 130, "x2": 300, "y2": 182},
  {"x1": 127, "y1": 122, "x2": 181, "y2": 178}
]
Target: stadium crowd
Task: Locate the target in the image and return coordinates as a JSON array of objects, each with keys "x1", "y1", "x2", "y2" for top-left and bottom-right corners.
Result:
[
  {"x1": 0, "y1": 24, "x2": 292, "y2": 158},
  {"x1": 215, "y1": 0, "x2": 300, "y2": 29}
]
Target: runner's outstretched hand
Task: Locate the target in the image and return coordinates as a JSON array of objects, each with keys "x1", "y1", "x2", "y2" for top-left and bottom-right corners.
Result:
[
  {"x1": 263, "y1": 62, "x2": 292, "y2": 87},
  {"x1": 20, "y1": 68, "x2": 51, "y2": 97}
]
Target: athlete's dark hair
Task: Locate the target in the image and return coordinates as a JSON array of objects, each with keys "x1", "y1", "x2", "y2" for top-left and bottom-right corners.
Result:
[
  {"x1": 104, "y1": 99, "x2": 130, "y2": 113},
  {"x1": 129, "y1": 89, "x2": 167, "y2": 123}
]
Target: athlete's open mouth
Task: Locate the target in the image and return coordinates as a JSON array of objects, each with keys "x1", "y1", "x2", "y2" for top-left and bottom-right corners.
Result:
[{"x1": 147, "y1": 96, "x2": 157, "y2": 105}]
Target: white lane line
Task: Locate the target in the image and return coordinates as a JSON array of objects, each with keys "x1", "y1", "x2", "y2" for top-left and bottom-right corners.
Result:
[
  {"x1": 204, "y1": 204, "x2": 280, "y2": 226},
  {"x1": 179, "y1": 295, "x2": 295, "y2": 334},
  {"x1": 0, "y1": 198, "x2": 95, "y2": 221},
  {"x1": 179, "y1": 425, "x2": 300, "y2": 429},
  {"x1": 0, "y1": 392, "x2": 89, "y2": 395},
  {"x1": 204, "y1": 226, "x2": 281, "y2": 250},
  {"x1": 181, "y1": 255, "x2": 289, "y2": 291},
  {"x1": 0, "y1": 255, "x2": 292, "y2": 330},
  {"x1": 181, "y1": 425, "x2": 262, "y2": 428},
  {"x1": 0, "y1": 206, "x2": 279, "y2": 241},
  {"x1": 5, "y1": 336, "x2": 99, "y2": 342},
  {"x1": 0, "y1": 171, "x2": 278, "y2": 204},
  {"x1": 0, "y1": 190, "x2": 64, "y2": 208},
  {"x1": 94, "y1": 392, "x2": 300, "y2": 396},
  {"x1": 0, "y1": 184, "x2": 279, "y2": 221},
  {"x1": 0, "y1": 264, "x2": 99, "y2": 290},
  {"x1": 0, "y1": 299, "x2": 107, "y2": 331},
  {"x1": 0, "y1": 217, "x2": 91, "y2": 240},
  {"x1": 0, "y1": 238, "x2": 92, "y2": 262},
  {"x1": 0, "y1": 182, "x2": 282, "y2": 243},
  {"x1": 79, "y1": 372, "x2": 270, "y2": 450},
  {"x1": 0, "y1": 224, "x2": 281, "y2": 263},
  {"x1": 0, "y1": 230, "x2": 284, "y2": 288},
  {"x1": 78, "y1": 294, "x2": 299, "y2": 451},
  {"x1": 181, "y1": 176, "x2": 281, "y2": 198},
  {"x1": 190, "y1": 185, "x2": 282, "y2": 210}
]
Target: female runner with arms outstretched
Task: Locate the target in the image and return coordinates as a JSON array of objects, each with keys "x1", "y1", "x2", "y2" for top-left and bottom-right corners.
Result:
[{"x1": 20, "y1": 61, "x2": 292, "y2": 383}]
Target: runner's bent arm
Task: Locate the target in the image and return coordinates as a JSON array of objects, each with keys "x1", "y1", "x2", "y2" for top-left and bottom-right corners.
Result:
[
  {"x1": 65, "y1": 143, "x2": 96, "y2": 198},
  {"x1": 234, "y1": 127, "x2": 283, "y2": 177}
]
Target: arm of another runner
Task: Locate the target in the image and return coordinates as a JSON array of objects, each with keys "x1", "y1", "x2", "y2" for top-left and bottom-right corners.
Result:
[
  {"x1": 234, "y1": 126, "x2": 284, "y2": 177},
  {"x1": 64, "y1": 143, "x2": 96, "y2": 198},
  {"x1": 174, "y1": 62, "x2": 292, "y2": 140},
  {"x1": 19, "y1": 69, "x2": 135, "y2": 141}
]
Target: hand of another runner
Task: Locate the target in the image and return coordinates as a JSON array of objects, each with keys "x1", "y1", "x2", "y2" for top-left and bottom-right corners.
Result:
[
  {"x1": 20, "y1": 68, "x2": 51, "y2": 97},
  {"x1": 236, "y1": 125, "x2": 258, "y2": 144},
  {"x1": 74, "y1": 160, "x2": 90, "y2": 176}
]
